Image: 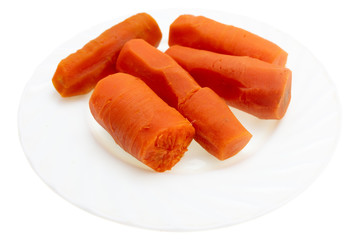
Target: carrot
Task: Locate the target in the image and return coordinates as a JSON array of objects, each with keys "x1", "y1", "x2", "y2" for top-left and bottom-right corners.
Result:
[
  {"x1": 116, "y1": 39, "x2": 200, "y2": 108},
  {"x1": 169, "y1": 14, "x2": 288, "y2": 66},
  {"x1": 89, "y1": 73, "x2": 195, "y2": 172},
  {"x1": 166, "y1": 45, "x2": 292, "y2": 119},
  {"x1": 53, "y1": 13, "x2": 162, "y2": 97},
  {"x1": 178, "y1": 87, "x2": 253, "y2": 160},
  {"x1": 116, "y1": 39, "x2": 252, "y2": 160}
]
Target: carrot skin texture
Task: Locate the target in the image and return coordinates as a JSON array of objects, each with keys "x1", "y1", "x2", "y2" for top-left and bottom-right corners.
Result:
[
  {"x1": 89, "y1": 73, "x2": 195, "y2": 172},
  {"x1": 169, "y1": 15, "x2": 288, "y2": 66},
  {"x1": 116, "y1": 39, "x2": 252, "y2": 160},
  {"x1": 53, "y1": 13, "x2": 162, "y2": 97},
  {"x1": 166, "y1": 45, "x2": 292, "y2": 119}
]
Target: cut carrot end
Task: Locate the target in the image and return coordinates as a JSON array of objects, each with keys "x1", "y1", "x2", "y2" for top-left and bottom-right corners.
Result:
[
  {"x1": 142, "y1": 125, "x2": 195, "y2": 172},
  {"x1": 218, "y1": 132, "x2": 253, "y2": 160}
]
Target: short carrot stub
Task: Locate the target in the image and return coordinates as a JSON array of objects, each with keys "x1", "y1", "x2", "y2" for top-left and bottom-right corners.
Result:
[
  {"x1": 169, "y1": 15, "x2": 288, "y2": 66},
  {"x1": 53, "y1": 13, "x2": 162, "y2": 97},
  {"x1": 166, "y1": 45, "x2": 292, "y2": 119},
  {"x1": 116, "y1": 39, "x2": 252, "y2": 160},
  {"x1": 179, "y1": 87, "x2": 252, "y2": 160},
  {"x1": 89, "y1": 73, "x2": 195, "y2": 172}
]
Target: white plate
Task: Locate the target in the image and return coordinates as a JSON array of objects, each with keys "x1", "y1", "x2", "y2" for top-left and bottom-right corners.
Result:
[{"x1": 18, "y1": 9, "x2": 340, "y2": 231}]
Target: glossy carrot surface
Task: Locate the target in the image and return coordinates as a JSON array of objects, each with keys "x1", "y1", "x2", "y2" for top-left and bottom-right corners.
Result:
[
  {"x1": 166, "y1": 45, "x2": 292, "y2": 119},
  {"x1": 169, "y1": 15, "x2": 288, "y2": 66},
  {"x1": 89, "y1": 73, "x2": 195, "y2": 172},
  {"x1": 116, "y1": 39, "x2": 252, "y2": 160},
  {"x1": 53, "y1": 13, "x2": 162, "y2": 97}
]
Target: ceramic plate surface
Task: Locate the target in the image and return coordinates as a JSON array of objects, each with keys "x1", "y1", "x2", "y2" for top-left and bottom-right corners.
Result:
[{"x1": 18, "y1": 9, "x2": 340, "y2": 231}]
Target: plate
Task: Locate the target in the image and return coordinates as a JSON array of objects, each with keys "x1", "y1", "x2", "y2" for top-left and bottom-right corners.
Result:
[{"x1": 18, "y1": 9, "x2": 340, "y2": 231}]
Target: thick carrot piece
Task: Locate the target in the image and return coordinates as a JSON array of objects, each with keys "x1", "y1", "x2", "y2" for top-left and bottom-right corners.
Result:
[
  {"x1": 166, "y1": 45, "x2": 292, "y2": 119},
  {"x1": 89, "y1": 73, "x2": 195, "y2": 172},
  {"x1": 169, "y1": 15, "x2": 288, "y2": 66},
  {"x1": 53, "y1": 13, "x2": 162, "y2": 97},
  {"x1": 116, "y1": 39, "x2": 200, "y2": 108},
  {"x1": 116, "y1": 39, "x2": 252, "y2": 160},
  {"x1": 179, "y1": 88, "x2": 252, "y2": 160}
]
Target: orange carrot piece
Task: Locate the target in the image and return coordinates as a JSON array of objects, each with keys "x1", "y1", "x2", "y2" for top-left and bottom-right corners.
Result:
[
  {"x1": 169, "y1": 15, "x2": 288, "y2": 66},
  {"x1": 89, "y1": 73, "x2": 195, "y2": 172},
  {"x1": 53, "y1": 13, "x2": 162, "y2": 97},
  {"x1": 166, "y1": 45, "x2": 292, "y2": 119},
  {"x1": 116, "y1": 39, "x2": 252, "y2": 160},
  {"x1": 179, "y1": 88, "x2": 252, "y2": 160},
  {"x1": 116, "y1": 39, "x2": 200, "y2": 108}
]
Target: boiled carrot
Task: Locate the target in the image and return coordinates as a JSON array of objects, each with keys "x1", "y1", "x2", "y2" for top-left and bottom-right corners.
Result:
[
  {"x1": 53, "y1": 13, "x2": 162, "y2": 97},
  {"x1": 166, "y1": 45, "x2": 292, "y2": 119},
  {"x1": 178, "y1": 87, "x2": 253, "y2": 160},
  {"x1": 116, "y1": 39, "x2": 252, "y2": 160},
  {"x1": 169, "y1": 15, "x2": 288, "y2": 66},
  {"x1": 116, "y1": 39, "x2": 200, "y2": 108},
  {"x1": 89, "y1": 73, "x2": 195, "y2": 172}
]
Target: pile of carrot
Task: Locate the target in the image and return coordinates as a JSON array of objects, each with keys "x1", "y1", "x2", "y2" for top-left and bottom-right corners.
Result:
[{"x1": 52, "y1": 12, "x2": 292, "y2": 172}]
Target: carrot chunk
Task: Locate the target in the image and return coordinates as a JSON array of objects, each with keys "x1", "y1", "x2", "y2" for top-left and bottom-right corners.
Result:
[
  {"x1": 116, "y1": 39, "x2": 200, "y2": 108},
  {"x1": 116, "y1": 39, "x2": 252, "y2": 160},
  {"x1": 179, "y1": 88, "x2": 252, "y2": 160},
  {"x1": 169, "y1": 15, "x2": 288, "y2": 66},
  {"x1": 89, "y1": 73, "x2": 195, "y2": 172},
  {"x1": 53, "y1": 13, "x2": 162, "y2": 97},
  {"x1": 166, "y1": 45, "x2": 292, "y2": 119}
]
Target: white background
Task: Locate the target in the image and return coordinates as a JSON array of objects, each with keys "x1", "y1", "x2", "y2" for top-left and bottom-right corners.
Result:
[{"x1": 1, "y1": 0, "x2": 357, "y2": 239}]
